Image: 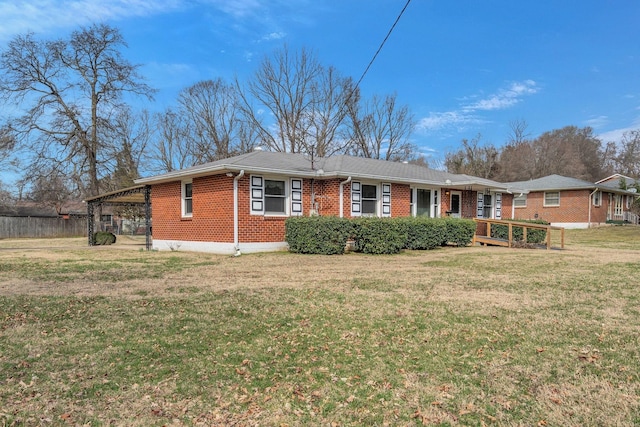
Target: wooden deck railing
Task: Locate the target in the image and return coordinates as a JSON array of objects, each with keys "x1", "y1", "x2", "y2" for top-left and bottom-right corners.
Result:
[{"x1": 472, "y1": 218, "x2": 565, "y2": 250}]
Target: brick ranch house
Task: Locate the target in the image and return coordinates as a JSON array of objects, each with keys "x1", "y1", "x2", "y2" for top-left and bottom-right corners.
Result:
[
  {"x1": 505, "y1": 174, "x2": 639, "y2": 228},
  {"x1": 134, "y1": 150, "x2": 516, "y2": 254}
]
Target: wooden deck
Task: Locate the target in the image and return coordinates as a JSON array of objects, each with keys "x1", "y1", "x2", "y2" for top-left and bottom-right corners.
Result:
[{"x1": 473, "y1": 218, "x2": 565, "y2": 250}]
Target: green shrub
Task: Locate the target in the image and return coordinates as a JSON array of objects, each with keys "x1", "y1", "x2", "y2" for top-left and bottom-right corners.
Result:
[
  {"x1": 402, "y1": 217, "x2": 447, "y2": 250},
  {"x1": 352, "y1": 217, "x2": 408, "y2": 254},
  {"x1": 94, "y1": 231, "x2": 116, "y2": 245},
  {"x1": 491, "y1": 219, "x2": 548, "y2": 243},
  {"x1": 442, "y1": 218, "x2": 476, "y2": 246},
  {"x1": 285, "y1": 216, "x2": 353, "y2": 255}
]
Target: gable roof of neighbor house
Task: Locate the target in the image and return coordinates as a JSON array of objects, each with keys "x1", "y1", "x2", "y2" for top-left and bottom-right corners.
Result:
[
  {"x1": 595, "y1": 173, "x2": 639, "y2": 190},
  {"x1": 135, "y1": 150, "x2": 512, "y2": 192},
  {"x1": 505, "y1": 174, "x2": 639, "y2": 196}
]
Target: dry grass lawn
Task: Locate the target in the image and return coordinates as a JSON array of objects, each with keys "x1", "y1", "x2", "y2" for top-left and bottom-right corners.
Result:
[{"x1": 1, "y1": 227, "x2": 639, "y2": 426}]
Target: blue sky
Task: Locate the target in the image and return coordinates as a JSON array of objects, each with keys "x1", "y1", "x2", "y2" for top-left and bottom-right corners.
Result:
[{"x1": 1, "y1": 0, "x2": 640, "y2": 166}]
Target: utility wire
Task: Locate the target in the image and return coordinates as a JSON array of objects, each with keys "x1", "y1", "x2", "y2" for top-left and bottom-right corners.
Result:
[{"x1": 353, "y1": 0, "x2": 412, "y2": 92}]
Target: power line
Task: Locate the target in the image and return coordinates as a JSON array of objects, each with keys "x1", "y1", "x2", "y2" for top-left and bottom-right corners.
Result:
[{"x1": 353, "y1": 0, "x2": 412, "y2": 91}]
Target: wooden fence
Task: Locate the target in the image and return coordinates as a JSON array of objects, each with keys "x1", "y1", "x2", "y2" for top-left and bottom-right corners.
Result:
[{"x1": 0, "y1": 217, "x2": 87, "y2": 239}]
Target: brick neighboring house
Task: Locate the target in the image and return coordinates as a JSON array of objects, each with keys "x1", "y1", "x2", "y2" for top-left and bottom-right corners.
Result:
[
  {"x1": 134, "y1": 150, "x2": 514, "y2": 254},
  {"x1": 504, "y1": 174, "x2": 640, "y2": 228}
]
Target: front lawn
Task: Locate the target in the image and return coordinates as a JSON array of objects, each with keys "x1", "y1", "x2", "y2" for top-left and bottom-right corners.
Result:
[{"x1": 1, "y1": 227, "x2": 639, "y2": 425}]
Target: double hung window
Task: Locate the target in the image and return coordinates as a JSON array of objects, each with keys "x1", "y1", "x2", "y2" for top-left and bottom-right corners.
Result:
[
  {"x1": 182, "y1": 180, "x2": 193, "y2": 217},
  {"x1": 544, "y1": 191, "x2": 560, "y2": 207},
  {"x1": 264, "y1": 179, "x2": 286, "y2": 214}
]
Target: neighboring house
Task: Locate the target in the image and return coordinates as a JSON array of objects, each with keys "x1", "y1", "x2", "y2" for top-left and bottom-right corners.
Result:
[
  {"x1": 0, "y1": 200, "x2": 87, "y2": 218},
  {"x1": 595, "y1": 173, "x2": 639, "y2": 189},
  {"x1": 505, "y1": 174, "x2": 640, "y2": 228},
  {"x1": 134, "y1": 150, "x2": 515, "y2": 254}
]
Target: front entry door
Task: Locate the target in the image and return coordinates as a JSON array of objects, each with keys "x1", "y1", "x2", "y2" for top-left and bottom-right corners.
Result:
[{"x1": 450, "y1": 192, "x2": 461, "y2": 218}]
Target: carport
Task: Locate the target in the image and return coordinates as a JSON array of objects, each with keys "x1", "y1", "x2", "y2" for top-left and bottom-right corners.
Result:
[{"x1": 84, "y1": 185, "x2": 152, "y2": 250}]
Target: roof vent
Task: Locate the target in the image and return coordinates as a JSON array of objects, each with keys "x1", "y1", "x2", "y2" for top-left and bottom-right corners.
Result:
[
  {"x1": 402, "y1": 161, "x2": 409, "y2": 164},
  {"x1": 254, "y1": 146, "x2": 263, "y2": 151}
]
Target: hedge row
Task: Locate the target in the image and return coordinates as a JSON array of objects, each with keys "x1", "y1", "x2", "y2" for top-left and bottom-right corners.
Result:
[
  {"x1": 490, "y1": 219, "x2": 548, "y2": 243},
  {"x1": 285, "y1": 216, "x2": 476, "y2": 255}
]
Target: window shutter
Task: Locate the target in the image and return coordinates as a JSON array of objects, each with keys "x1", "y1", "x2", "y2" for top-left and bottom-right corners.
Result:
[
  {"x1": 382, "y1": 183, "x2": 391, "y2": 217},
  {"x1": 351, "y1": 181, "x2": 361, "y2": 217},
  {"x1": 476, "y1": 192, "x2": 484, "y2": 218},
  {"x1": 495, "y1": 193, "x2": 502, "y2": 219},
  {"x1": 250, "y1": 175, "x2": 264, "y2": 214},
  {"x1": 291, "y1": 179, "x2": 303, "y2": 216}
]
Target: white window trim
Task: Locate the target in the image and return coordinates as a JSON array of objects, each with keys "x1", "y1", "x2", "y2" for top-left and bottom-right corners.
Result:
[
  {"x1": 250, "y1": 174, "x2": 291, "y2": 217},
  {"x1": 614, "y1": 194, "x2": 623, "y2": 216},
  {"x1": 514, "y1": 194, "x2": 527, "y2": 208},
  {"x1": 182, "y1": 179, "x2": 193, "y2": 218},
  {"x1": 360, "y1": 183, "x2": 379, "y2": 217},
  {"x1": 352, "y1": 181, "x2": 385, "y2": 217},
  {"x1": 411, "y1": 187, "x2": 439, "y2": 218},
  {"x1": 544, "y1": 191, "x2": 560, "y2": 207},
  {"x1": 592, "y1": 191, "x2": 602, "y2": 207}
]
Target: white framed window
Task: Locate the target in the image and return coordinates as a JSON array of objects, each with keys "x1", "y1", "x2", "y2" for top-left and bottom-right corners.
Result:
[
  {"x1": 265, "y1": 179, "x2": 286, "y2": 215},
  {"x1": 182, "y1": 180, "x2": 193, "y2": 217},
  {"x1": 361, "y1": 184, "x2": 378, "y2": 216},
  {"x1": 544, "y1": 191, "x2": 560, "y2": 207},
  {"x1": 614, "y1": 195, "x2": 623, "y2": 216},
  {"x1": 250, "y1": 175, "x2": 290, "y2": 216},
  {"x1": 514, "y1": 194, "x2": 527, "y2": 208},
  {"x1": 592, "y1": 191, "x2": 601, "y2": 207}
]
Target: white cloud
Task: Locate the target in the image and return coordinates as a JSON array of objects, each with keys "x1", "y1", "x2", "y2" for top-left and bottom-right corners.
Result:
[
  {"x1": 584, "y1": 115, "x2": 609, "y2": 129},
  {"x1": 463, "y1": 80, "x2": 538, "y2": 112},
  {"x1": 417, "y1": 80, "x2": 539, "y2": 133},
  {"x1": 597, "y1": 117, "x2": 640, "y2": 144},
  {"x1": 0, "y1": 0, "x2": 182, "y2": 41},
  {"x1": 203, "y1": 0, "x2": 263, "y2": 18},
  {"x1": 260, "y1": 31, "x2": 286, "y2": 42},
  {"x1": 417, "y1": 111, "x2": 481, "y2": 132}
]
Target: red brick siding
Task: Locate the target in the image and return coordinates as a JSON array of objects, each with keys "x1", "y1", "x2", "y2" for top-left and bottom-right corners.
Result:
[
  {"x1": 153, "y1": 176, "x2": 427, "y2": 244},
  {"x1": 392, "y1": 183, "x2": 411, "y2": 217},
  {"x1": 151, "y1": 175, "x2": 234, "y2": 242},
  {"x1": 512, "y1": 190, "x2": 595, "y2": 223}
]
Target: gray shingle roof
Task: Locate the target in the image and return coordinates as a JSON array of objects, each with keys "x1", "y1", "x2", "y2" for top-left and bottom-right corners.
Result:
[
  {"x1": 505, "y1": 174, "x2": 638, "y2": 195},
  {"x1": 136, "y1": 150, "x2": 512, "y2": 190}
]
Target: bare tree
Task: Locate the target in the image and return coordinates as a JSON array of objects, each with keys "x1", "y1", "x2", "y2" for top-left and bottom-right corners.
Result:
[
  {"x1": 100, "y1": 109, "x2": 152, "y2": 191},
  {"x1": 239, "y1": 45, "x2": 320, "y2": 153},
  {"x1": 346, "y1": 93, "x2": 416, "y2": 161},
  {"x1": 238, "y1": 45, "x2": 355, "y2": 157},
  {"x1": 507, "y1": 118, "x2": 531, "y2": 145},
  {"x1": 146, "y1": 108, "x2": 192, "y2": 174},
  {"x1": 0, "y1": 24, "x2": 154, "y2": 198},
  {"x1": 178, "y1": 79, "x2": 257, "y2": 163},
  {"x1": 531, "y1": 126, "x2": 604, "y2": 181},
  {"x1": 614, "y1": 130, "x2": 640, "y2": 177},
  {"x1": 444, "y1": 134, "x2": 500, "y2": 179},
  {"x1": 25, "y1": 166, "x2": 77, "y2": 213},
  {"x1": 496, "y1": 140, "x2": 537, "y2": 181}
]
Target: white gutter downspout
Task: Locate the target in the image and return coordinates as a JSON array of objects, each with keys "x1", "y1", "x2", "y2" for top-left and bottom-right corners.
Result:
[
  {"x1": 339, "y1": 176, "x2": 352, "y2": 218},
  {"x1": 588, "y1": 188, "x2": 598, "y2": 228},
  {"x1": 233, "y1": 170, "x2": 245, "y2": 256}
]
